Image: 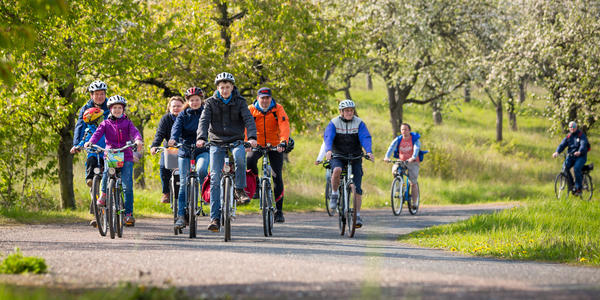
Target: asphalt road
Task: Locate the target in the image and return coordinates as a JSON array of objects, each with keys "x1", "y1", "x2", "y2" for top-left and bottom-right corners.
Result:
[{"x1": 1, "y1": 204, "x2": 599, "y2": 299}]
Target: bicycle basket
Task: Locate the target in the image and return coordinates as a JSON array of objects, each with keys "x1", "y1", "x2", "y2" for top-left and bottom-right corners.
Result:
[
  {"x1": 106, "y1": 151, "x2": 125, "y2": 168},
  {"x1": 164, "y1": 147, "x2": 179, "y2": 169}
]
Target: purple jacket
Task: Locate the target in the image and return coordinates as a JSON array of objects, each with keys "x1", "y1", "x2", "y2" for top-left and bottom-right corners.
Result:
[{"x1": 89, "y1": 114, "x2": 142, "y2": 162}]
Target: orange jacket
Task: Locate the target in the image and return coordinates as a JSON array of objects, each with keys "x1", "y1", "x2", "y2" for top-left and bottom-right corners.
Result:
[{"x1": 247, "y1": 103, "x2": 290, "y2": 146}]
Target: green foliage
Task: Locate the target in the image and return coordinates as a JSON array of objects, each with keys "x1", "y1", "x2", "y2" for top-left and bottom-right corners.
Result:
[
  {"x1": 0, "y1": 248, "x2": 47, "y2": 274},
  {"x1": 401, "y1": 197, "x2": 600, "y2": 265}
]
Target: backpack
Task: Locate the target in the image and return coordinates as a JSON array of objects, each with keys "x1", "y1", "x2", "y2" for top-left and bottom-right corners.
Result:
[{"x1": 201, "y1": 170, "x2": 257, "y2": 203}]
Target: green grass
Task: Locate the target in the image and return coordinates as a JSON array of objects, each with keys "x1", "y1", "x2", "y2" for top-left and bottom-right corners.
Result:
[
  {"x1": 0, "y1": 283, "x2": 194, "y2": 300},
  {"x1": 0, "y1": 248, "x2": 47, "y2": 274},
  {"x1": 400, "y1": 197, "x2": 600, "y2": 265}
]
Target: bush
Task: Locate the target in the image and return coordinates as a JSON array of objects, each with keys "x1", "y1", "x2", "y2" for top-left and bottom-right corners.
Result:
[{"x1": 0, "y1": 248, "x2": 47, "y2": 274}]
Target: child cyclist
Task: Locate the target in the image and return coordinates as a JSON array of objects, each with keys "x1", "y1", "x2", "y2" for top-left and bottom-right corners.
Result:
[
  {"x1": 324, "y1": 99, "x2": 373, "y2": 228},
  {"x1": 150, "y1": 96, "x2": 185, "y2": 203},
  {"x1": 85, "y1": 95, "x2": 143, "y2": 226},
  {"x1": 196, "y1": 72, "x2": 258, "y2": 232},
  {"x1": 168, "y1": 87, "x2": 210, "y2": 230}
]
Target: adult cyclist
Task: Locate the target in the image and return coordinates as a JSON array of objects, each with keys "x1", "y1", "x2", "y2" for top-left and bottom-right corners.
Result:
[
  {"x1": 552, "y1": 121, "x2": 590, "y2": 196},
  {"x1": 324, "y1": 99, "x2": 373, "y2": 228}
]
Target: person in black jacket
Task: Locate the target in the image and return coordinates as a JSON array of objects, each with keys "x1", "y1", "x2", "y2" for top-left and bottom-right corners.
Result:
[
  {"x1": 553, "y1": 121, "x2": 590, "y2": 195},
  {"x1": 196, "y1": 72, "x2": 257, "y2": 232},
  {"x1": 150, "y1": 96, "x2": 185, "y2": 203}
]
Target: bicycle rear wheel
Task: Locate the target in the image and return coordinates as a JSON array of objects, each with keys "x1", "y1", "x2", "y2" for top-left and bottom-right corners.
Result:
[
  {"x1": 224, "y1": 177, "x2": 232, "y2": 242},
  {"x1": 261, "y1": 179, "x2": 269, "y2": 237},
  {"x1": 116, "y1": 184, "x2": 124, "y2": 238},
  {"x1": 325, "y1": 180, "x2": 334, "y2": 216},
  {"x1": 408, "y1": 182, "x2": 420, "y2": 215},
  {"x1": 390, "y1": 176, "x2": 403, "y2": 216},
  {"x1": 107, "y1": 178, "x2": 116, "y2": 239},
  {"x1": 555, "y1": 173, "x2": 569, "y2": 201},
  {"x1": 346, "y1": 183, "x2": 356, "y2": 238},
  {"x1": 580, "y1": 174, "x2": 593, "y2": 201},
  {"x1": 92, "y1": 176, "x2": 107, "y2": 236},
  {"x1": 188, "y1": 177, "x2": 197, "y2": 238}
]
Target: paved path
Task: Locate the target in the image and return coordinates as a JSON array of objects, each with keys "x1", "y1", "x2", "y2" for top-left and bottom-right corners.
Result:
[{"x1": 1, "y1": 204, "x2": 599, "y2": 299}]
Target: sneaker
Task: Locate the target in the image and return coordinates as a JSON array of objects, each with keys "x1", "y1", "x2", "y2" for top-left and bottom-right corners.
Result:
[
  {"x1": 274, "y1": 210, "x2": 285, "y2": 223},
  {"x1": 329, "y1": 193, "x2": 339, "y2": 210},
  {"x1": 207, "y1": 219, "x2": 220, "y2": 232},
  {"x1": 89, "y1": 219, "x2": 97, "y2": 228},
  {"x1": 97, "y1": 193, "x2": 106, "y2": 207},
  {"x1": 175, "y1": 215, "x2": 185, "y2": 229},
  {"x1": 355, "y1": 216, "x2": 363, "y2": 228},
  {"x1": 160, "y1": 193, "x2": 170, "y2": 204},
  {"x1": 125, "y1": 214, "x2": 135, "y2": 227},
  {"x1": 86, "y1": 179, "x2": 93, "y2": 187},
  {"x1": 235, "y1": 188, "x2": 251, "y2": 205}
]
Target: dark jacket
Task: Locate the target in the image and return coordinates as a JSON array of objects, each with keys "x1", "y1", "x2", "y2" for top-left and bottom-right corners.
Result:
[
  {"x1": 323, "y1": 116, "x2": 372, "y2": 156},
  {"x1": 171, "y1": 107, "x2": 208, "y2": 158},
  {"x1": 197, "y1": 87, "x2": 257, "y2": 144},
  {"x1": 556, "y1": 129, "x2": 590, "y2": 157},
  {"x1": 151, "y1": 113, "x2": 177, "y2": 148},
  {"x1": 73, "y1": 98, "x2": 109, "y2": 146}
]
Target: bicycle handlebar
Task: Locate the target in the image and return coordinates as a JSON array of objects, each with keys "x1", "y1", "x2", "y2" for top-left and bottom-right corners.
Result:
[
  {"x1": 332, "y1": 153, "x2": 373, "y2": 162},
  {"x1": 88, "y1": 142, "x2": 137, "y2": 153}
]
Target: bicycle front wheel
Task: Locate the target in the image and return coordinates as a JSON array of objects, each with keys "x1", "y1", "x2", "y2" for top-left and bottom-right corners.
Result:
[
  {"x1": 224, "y1": 177, "x2": 232, "y2": 242},
  {"x1": 261, "y1": 179, "x2": 269, "y2": 237},
  {"x1": 92, "y1": 176, "x2": 107, "y2": 236},
  {"x1": 188, "y1": 177, "x2": 197, "y2": 238},
  {"x1": 581, "y1": 174, "x2": 593, "y2": 201},
  {"x1": 408, "y1": 182, "x2": 420, "y2": 215},
  {"x1": 390, "y1": 176, "x2": 403, "y2": 216},
  {"x1": 338, "y1": 186, "x2": 346, "y2": 236},
  {"x1": 325, "y1": 180, "x2": 334, "y2": 216},
  {"x1": 346, "y1": 183, "x2": 356, "y2": 238},
  {"x1": 555, "y1": 173, "x2": 569, "y2": 201},
  {"x1": 116, "y1": 184, "x2": 124, "y2": 238},
  {"x1": 107, "y1": 178, "x2": 116, "y2": 239}
]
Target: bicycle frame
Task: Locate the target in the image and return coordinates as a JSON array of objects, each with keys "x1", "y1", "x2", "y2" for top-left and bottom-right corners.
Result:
[{"x1": 253, "y1": 145, "x2": 278, "y2": 237}]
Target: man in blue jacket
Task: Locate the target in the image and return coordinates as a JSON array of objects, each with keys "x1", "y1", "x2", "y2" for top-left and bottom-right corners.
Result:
[
  {"x1": 324, "y1": 99, "x2": 373, "y2": 228},
  {"x1": 553, "y1": 121, "x2": 590, "y2": 195},
  {"x1": 73, "y1": 81, "x2": 110, "y2": 148}
]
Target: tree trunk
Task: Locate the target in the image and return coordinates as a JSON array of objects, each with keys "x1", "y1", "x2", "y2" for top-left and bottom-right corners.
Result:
[
  {"x1": 507, "y1": 89, "x2": 517, "y2": 131},
  {"x1": 432, "y1": 101, "x2": 442, "y2": 125},
  {"x1": 387, "y1": 84, "x2": 402, "y2": 136},
  {"x1": 464, "y1": 84, "x2": 471, "y2": 103},
  {"x1": 518, "y1": 78, "x2": 526, "y2": 104},
  {"x1": 58, "y1": 114, "x2": 76, "y2": 209},
  {"x1": 343, "y1": 88, "x2": 351, "y2": 100},
  {"x1": 366, "y1": 73, "x2": 373, "y2": 90},
  {"x1": 496, "y1": 97, "x2": 503, "y2": 142}
]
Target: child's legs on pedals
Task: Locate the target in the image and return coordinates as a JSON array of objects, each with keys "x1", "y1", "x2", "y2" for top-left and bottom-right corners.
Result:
[{"x1": 120, "y1": 161, "x2": 134, "y2": 215}]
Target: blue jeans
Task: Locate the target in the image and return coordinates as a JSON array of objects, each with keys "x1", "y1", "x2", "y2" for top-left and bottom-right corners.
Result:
[
  {"x1": 209, "y1": 143, "x2": 247, "y2": 220},
  {"x1": 564, "y1": 155, "x2": 587, "y2": 190},
  {"x1": 177, "y1": 152, "x2": 209, "y2": 217},
  {"x1": 101, "y1": 160, "x2": 134, "y2": 215}
]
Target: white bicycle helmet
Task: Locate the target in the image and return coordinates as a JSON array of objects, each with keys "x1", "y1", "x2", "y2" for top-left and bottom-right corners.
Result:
[
  {"x1": 214, "y1": 72, "x2": 235, "y2": 85},
  {"x1": 107, "y1": 95, "x2": 127, "y2": 108},
  {"x1": 338, "y1": 99, "x2": 356, "y2": 110},
  {"x1": 88, "y1": 80, "x2": 107, "y2": 92}
]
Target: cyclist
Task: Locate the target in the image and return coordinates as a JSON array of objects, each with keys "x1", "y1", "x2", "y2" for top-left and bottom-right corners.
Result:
[
  {"x1": 324, "y1": 99, "x2": 373, "y2": 228},
  {"x1": 71, "y1": 80, "x2": 110, "y2": 187},
  {"x1": 552, "y1": 121, "x2": 590, "y2": 196},
  {"x1": 246, "y1": 87, "x2": 290, "y2": 223},
  {"x1": 168, "y1": 87, "x2": 209, "y2": 229},
  {"x1": 150, "y1": 96, "x2": 185, "y2": 203},
  {"x1": 196, "y1": 72, "x2": 258, "y2": 232},
  {"x1": 85, "y1": 95, "x2": 144, "y2": 226},
  {"x1": 384, "y1": 123, "x2": 427, "y2": 209}
]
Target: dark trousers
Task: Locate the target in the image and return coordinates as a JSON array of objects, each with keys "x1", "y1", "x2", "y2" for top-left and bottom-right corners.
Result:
[
  {"x1": 247, "y1": 150, "x2": 285, "y2": 211},
  {"x1": 564, "y1": 155, "x2": 587, "y2": 190},
  {"x1": 85, "y1": 155, "x2": 104, "y2": 181}
]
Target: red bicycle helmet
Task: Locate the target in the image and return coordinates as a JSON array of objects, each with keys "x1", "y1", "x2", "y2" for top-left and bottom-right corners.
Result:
[
  {"x1": 185, "y1": 87, "x2": 204, "y2": 99},
  {"x1": 82, "y1": 107, "x2": 104, "y2": 124}
]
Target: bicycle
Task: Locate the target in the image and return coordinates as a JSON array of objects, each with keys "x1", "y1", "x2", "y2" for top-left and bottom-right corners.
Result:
[
  {"x1": 90, "y1": 142, "x2": 136, "y2": 239},
  {"x1": 252, "y1": 144, "x2": 279, "y2": 237},
  {"x1": 207, "y1": 141, "x2": 250, "y2": 242},
  {"x1": 332, "y1": 153, "x2": 370, "y2": 238},
  {"x1": 154, "y1": 146, "x2": 184, "y2": 235},
  {"x1": 318, "y1": 160, "x2": 334, "y2": 217},
  {"x1": 388, "y1": 160, "x2": 419, "y2": 216},
  {"x1": 79, "y1": 145, "x2": 107, "y2": 236},
  {"x1": 554, "y1": 154, "x2": 594, "y2": 201}
]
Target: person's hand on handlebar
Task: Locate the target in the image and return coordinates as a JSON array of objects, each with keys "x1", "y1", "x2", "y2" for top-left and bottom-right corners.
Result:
[
  {"x1": 248, "y1": 139, "x2": 257, "y2": 148},
  {"x1": 277, "y1": 142, "x2": 286, "y2": 153},
  {"x1": 70, "y1": 146, "x2": 81, "y2": 154},
  {"x1": 552, "y1": 152, "x2": 559, "y2": 159},
  {"x1": 150, "y1": 147, "x2": 158, "y2": 155},
  {"x1": 366, "y1": 153, "x2": 374, "y2": 161},
  {"x1": 84, "y1": 141, "x2": 91, "y2": 149},
  {"x1": 383, "y1": 157, "x2": 391, "y2": 163},
  {"x1": 135, "y1": 140, "x2": 144, "y2": 153},
  {"x1": 196, "y1": 139, "x2": 205, "y2": 148},
  {"x1": 168, "y1": 139, "x2": 176, "y2": 147},
  {"x1": 407, "y1": 157, "x2": 416, "y2": 163}
]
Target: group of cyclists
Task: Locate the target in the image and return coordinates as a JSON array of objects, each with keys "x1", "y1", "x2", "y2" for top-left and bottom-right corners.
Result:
[{"x1": 70, "y1": 71, "x2": 434, "y2": 235}]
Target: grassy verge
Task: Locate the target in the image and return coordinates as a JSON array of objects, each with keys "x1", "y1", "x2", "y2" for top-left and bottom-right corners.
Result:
[
  {"x1": 399, "y1": 197, "x2": 600, "y2": 266},
  {"x1": 0, "y1": 283, "x2": 193, "y2": 300}
]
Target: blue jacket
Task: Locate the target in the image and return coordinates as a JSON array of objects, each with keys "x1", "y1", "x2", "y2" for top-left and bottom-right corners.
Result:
[
  {"x1": 73, "y1": 99, "x2": 109, "y2": 146},
  {"x1": 323, "y1": 116, "x2": 372, "y2": 156},
  {"x1": 76, "y1": 124, "x2": 106, "y2": 159},
  {"x1": 385, "y1": 132, "x2": 428, "y2": 162},
  {"x1": 556, "y1": 130, "x2": 590, "y2": 158},
  {"x1": 170, "y1": 107, "x2": 208, "y2": 158}
]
